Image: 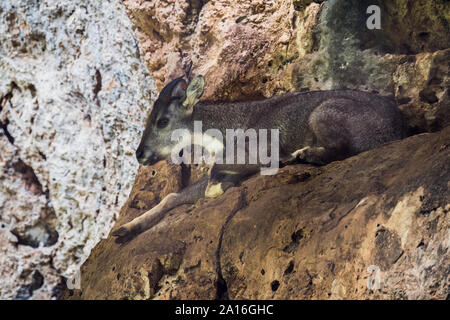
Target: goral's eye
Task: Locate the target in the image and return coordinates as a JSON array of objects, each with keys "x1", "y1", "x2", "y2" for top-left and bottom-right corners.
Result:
[{"x1": 157, "y1": 117, "x2": 169, "y2": 129}]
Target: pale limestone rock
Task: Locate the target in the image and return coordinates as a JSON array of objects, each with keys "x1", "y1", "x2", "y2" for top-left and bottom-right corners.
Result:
[{"x1": 0, "y1": 0, "x2": 155, "y2": 299}]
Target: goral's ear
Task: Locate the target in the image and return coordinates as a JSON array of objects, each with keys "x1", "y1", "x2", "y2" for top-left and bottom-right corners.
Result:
[
  {"x1": 183, "y1": 75, "x2": 205, "y2": 109},
  {"x1": 171, "y1": 78, "x2": 187, "y2": 99},
  {"x1": 157, "y1": 77, "x2": 187, "y2": 102}
]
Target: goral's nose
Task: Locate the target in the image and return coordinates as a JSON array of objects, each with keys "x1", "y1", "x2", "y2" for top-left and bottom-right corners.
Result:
[{"x1": 136, "y1": 149, "x2": 145, "y2": 162}]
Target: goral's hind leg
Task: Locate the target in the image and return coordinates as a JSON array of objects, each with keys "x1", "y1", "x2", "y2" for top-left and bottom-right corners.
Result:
[
  {"x1": 112, "y1": 177, "x2": 208, "y2": 238},
  {"x1": 291, "y1": 146, "x2": 336, "y2": 165},
  {"x1": 291, "y1": 99, "x2": 354, "y2": 165}
]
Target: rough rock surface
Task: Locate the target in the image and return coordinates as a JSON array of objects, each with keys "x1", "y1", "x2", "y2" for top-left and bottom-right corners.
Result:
[
  {"x1": 58, "y1": 0, "x2": 449, "y2": 300},
  {"x1": 64, "y1": 126, "x2": 449, "y2": 300},
  {"x1": 125, "y1": 0, "x2": 449, "y2": 132},
  {"x1": 0, "y1": 0, "x2": 155, "y2": 299},
  {"x1": 2, "y1": 0, "x2": 448, "y2": 300}
]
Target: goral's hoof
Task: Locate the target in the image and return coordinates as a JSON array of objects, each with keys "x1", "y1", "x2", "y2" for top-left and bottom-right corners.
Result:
[
  {"x1": 291, "y1": 147, "x2": 310, "y2": 160},
  {"x1": 205, "y1": 182, "x2": 224, "y2": 198},
  {"x1": 111, "y1": 226, "x2": 129, "y2": 237}
]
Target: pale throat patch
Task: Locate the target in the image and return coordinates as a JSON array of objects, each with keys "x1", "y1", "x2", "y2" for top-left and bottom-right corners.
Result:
[{"x1": 170, "y1": 130, "x2": 224, "y2": 163}]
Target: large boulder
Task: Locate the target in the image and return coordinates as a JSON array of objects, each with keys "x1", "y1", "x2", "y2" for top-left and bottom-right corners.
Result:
[
  {"x1": 65, "y1": 126, "x2": 449, "y2": 300},
  {"x1": 0, "y1": 0, "x2": 155, "y2": 299}
]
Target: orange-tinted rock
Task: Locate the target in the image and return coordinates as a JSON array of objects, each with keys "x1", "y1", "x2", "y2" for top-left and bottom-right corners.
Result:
[
  {"x1": 63, "y1": 127, "x2": 449, "y2": 300},
  {"x1": 124, "y1": 0, "x2": 449, "y2": 131}
]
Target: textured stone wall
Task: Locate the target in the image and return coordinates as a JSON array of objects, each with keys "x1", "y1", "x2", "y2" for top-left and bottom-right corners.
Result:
[
  {"x1": 125, "y1": 0, "x2": 449, "y2": 132},
  {"x1": 0, "y1": 0, "x2": 155, "y2": 299},
  {"x1": 1, "y1": 0, "x2": 448, "y2": 300}
]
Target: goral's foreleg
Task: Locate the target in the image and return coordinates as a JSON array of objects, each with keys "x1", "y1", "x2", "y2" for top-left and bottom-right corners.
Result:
[{"x1": 112, "y1": 177, "x2": 208, "y2": 238}]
